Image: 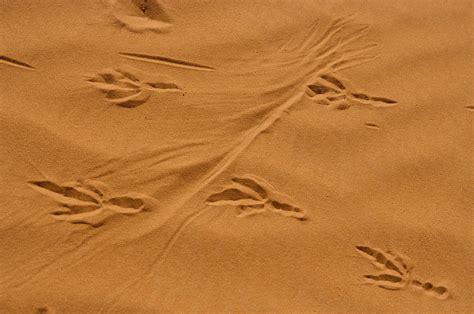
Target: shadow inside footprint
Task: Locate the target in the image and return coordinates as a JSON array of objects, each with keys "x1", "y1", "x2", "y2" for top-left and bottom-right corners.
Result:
[
  {"x1": 207, "y1": 174, "x2": 307, "y2": 220},
  {"x1": 28, "y1": 178, "x2": 153, "y2": 227},
  {"x1": 108, "y1": 0, "x2": 173, "y2": 32}
]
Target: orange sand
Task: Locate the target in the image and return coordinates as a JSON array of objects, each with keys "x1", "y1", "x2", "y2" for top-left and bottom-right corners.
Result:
[{"x1": 0, "y1": 0, "x2": 472, "y2": 312}]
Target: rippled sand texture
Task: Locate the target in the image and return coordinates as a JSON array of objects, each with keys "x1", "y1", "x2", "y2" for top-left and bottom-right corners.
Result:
[{"x1": 0, "y1": 1, "x2": 472, "y2": 312}]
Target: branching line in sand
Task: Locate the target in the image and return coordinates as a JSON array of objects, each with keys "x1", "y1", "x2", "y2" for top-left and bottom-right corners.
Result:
[
  {"x1": 8, "y1": 232, "x2": 98, "y2": 290},
  {"x1": 181, "y1": 19, "x2": 378, "y2": 207},
  {"x1": 101, "y1": 205, "x2": 215, "y2": 312},
  {"x1": 195, "y1": 91, "x2": 305, "y2": 191}
]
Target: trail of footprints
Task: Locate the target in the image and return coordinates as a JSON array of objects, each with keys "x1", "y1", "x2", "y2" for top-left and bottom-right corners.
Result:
[
  {"x1": 306, "y1": 74, "x2": 397, "y2": 110},
  {"x1": 86, "y1": 66, "x2": 182, "y2": 108},
  {"x1": 356, "y1": 246, "x2": 449, "y2": 299},
  {"x1": 8, "y1": 10, "x2": 453, "y2": 302},
  {"x1": 28, "y1": 179, "x2": 152, "y2": 227},
  {"x1": 206, "y1": 174, "x2": 306, "y2": 220},
  {"x1": 26, "y1": 175, "x2": 453, "y2": 300}
]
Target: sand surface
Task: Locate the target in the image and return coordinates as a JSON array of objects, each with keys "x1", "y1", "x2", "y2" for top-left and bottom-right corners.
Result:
[{"x1": 0, "y1": 0, "x2": 472, "y2": 312}]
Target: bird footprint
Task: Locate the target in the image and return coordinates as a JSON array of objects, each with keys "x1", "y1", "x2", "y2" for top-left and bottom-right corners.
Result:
[
  {"x1": 28, "y1": 179, "x2": 153, "y2": 227},
  {"x1": 307, "y1": 74, "x2": 397, "y2": 110},
  {"x1": 86, "y1": 66, "x2": 181, "y2": 108},
  {"x1": 206, "y1": 174, "x2": 306, "y2": 220},
  {"x1": 355, "y1": 246, "x2": 449, "y2": 299}
]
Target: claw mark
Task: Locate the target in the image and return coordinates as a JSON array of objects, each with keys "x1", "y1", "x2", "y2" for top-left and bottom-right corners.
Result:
[
  {"x1": 119, "y1": 52, "x2": 216, "y2": 72},
  {"x1": 231, "y1": 176, "x2": 269, "y2": 199},
  {"x1": 308, "y1": 84, "x2": 338, "y2": 95},
  {"x1": 206, "y1": 174, "x2": 306, "y2": 220},
  {"x1": 365, "y1": 273, "x2": 403, "y2": 283},
  {"x1": 464, "y1": 105, "x2": 474, "y2": 111},
  {"x1": 28, "y1": 178, "x2": 153, "y2": 227},
  {"x1": 370, "y1": 96, "x2": 397, "y2": 104},
  {"x1": 321, "y1": 74, "x2": 346, "y2": 90},
  {"x1": 364, "y1": 123, "x2": 380, "y2": 130},
  {"x1": 352, "y1": 93, "x2": 370, "y2": 100},
  {"x1": 86, "y1": 66, "x2": 181, "y2": 108},
  {"x1": 0, "y1": 55, "x2": 35, "y2": 70},
  {"x1": 355, "y1": 246, "x2": 450, "y2": 299}
]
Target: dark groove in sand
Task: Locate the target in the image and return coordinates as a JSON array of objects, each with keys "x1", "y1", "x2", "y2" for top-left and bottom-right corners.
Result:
[
  {"x1": 119, "y1": 52, "x2": 216, "y2": 72},
  {"x1": 0, "y1": 56, "x2": 35, "y2": 70}
]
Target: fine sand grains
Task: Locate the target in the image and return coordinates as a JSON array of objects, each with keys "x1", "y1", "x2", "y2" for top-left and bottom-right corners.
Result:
[{"x1": 0, "y1": 1, "x2": 472, "y2": 312}]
